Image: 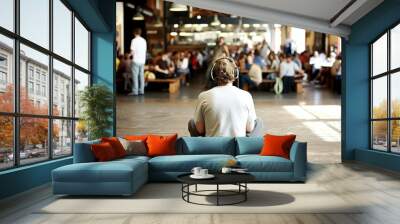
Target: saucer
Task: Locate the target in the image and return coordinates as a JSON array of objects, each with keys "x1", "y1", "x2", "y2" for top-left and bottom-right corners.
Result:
[{"x1": 190, "y1": 174, "x2": 215, "y2": 179}]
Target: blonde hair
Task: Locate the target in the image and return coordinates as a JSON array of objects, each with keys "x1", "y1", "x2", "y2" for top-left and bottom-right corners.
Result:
[{"x1": 212, "y1": 58, "x2": 236, "y2": 86}]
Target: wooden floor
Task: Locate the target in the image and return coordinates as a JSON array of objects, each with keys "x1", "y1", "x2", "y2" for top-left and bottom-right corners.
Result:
[
  {"x1": 117, "y1": 80, "x2": 341, "y2": 164},
  {"x1": 1, "y1": 162, "x2": 400, "y2": 224},
  {"x1": 1, "y1": 80, "x2": 399, "y2": 223}
]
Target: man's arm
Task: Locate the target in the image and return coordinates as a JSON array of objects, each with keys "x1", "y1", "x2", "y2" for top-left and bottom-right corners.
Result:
[
  {"x1": 294, "y1": 63, "x2": 304, "y2": 76},
  {"x1": 279, "y1": 63, "x2": 285, "y2": 77},
  {"x1": 194, "y1": 94, "x2": 206, "y2": 135},
  {"x1": 246, "y1": 94, "x2": 257, "y2": 133},
  {"x1": 195, "y1": 120, "x2": 205, "y2": 135}
]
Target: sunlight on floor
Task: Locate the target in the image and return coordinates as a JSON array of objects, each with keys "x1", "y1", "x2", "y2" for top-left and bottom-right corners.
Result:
[
  {"x1": 283, "y1": 105, "x2": 341, "y2": 120},
  {"x1": 284, "y1": 105, "x2": 341, "y2": 142},
  {"x1": 303, "y1": 121, "x2": 341, "y2": 142}
]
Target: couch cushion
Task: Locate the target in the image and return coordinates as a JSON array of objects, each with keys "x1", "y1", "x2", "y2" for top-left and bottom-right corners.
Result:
[
  {"x1": 53, "y1": 159, "x2": 147, "y2": 183},
  {"x1": 91, "y1": 142, "x2": 118, "y2": 162},
  {"x1": 235, "y1": 137, "x2": 263, "y2": 155},
  {"x1": 147, "y1": 134, "x2": 178, "y2": 157},
  {"x1": 260, "y1": 134, "x2": 296, "y2": 159},
  {"x1": 177, "y1": 137, "x2": 236, "y2": 155},
  {"x1": 236, "y1": 155, "x2": 293, "y2": 172},
  {"x1": 73, "y1": 139, "x2": 100, "y2": 163},
  {"x1": 149, "y1": 154, "x2": 235, "y2": 172}
]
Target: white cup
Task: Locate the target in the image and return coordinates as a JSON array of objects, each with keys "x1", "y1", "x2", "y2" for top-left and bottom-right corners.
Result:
[
  {"x1": 221, "y1": 167, "x2": 232, "y2": 174},
  {"x1": 191, "y1": 167, "x2": 202, "y2": 176},
  {"x1": 200, "y1": 169, "x2": 208, "y2": 176}
]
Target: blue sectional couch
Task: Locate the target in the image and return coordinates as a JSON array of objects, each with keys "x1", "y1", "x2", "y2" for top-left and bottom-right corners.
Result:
[{"x1": 52, "y1": 137, "x2": 307, "y2": 196}]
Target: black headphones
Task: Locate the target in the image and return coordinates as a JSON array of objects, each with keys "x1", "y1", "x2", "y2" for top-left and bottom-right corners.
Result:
[{"x1": 210, "y1": 57, "x2": 240, "y2": 81}]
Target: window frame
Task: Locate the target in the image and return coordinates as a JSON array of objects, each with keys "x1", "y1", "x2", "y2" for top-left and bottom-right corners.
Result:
[
  {"x1": 370, "y1": 20, "x2": 400, "y2": 154},
  {"x1": 0, "y1": 0, "x2": 92, "y2": 171}
]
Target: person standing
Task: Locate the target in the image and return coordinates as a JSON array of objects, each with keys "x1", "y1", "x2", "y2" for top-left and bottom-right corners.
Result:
[{"x1": 129, "y1": 28, "x2": 147, "y2": 96}]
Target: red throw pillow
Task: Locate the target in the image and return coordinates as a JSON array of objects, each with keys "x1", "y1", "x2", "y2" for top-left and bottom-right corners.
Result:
[
  {"x1": 91, "y1": 142, "x2": 117, "y2": 162},
  {"x1": 260, "y1": 134, "x2": 296, "y2": 159},
  {"x1": 101, "y1": 137, "x2": 126, "y2": 158},
  {"x1": 124, "y1": 135, "x2": 148, "y2": 141},
  {"x1": 146, "y1": 134, "x2": 178, "y2": 157}
]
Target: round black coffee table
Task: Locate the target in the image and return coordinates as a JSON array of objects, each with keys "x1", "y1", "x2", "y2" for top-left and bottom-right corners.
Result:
[{"x1": 177, "y1": 173, "x2": 255, "y2": 206}]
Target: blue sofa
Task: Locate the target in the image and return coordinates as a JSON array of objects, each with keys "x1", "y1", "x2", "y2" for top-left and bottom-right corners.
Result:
[{"x1": 52, "y1": 137, "x2": 307, "y2": 196}]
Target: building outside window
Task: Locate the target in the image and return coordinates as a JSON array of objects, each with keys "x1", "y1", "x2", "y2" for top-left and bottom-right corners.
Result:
[
  {"x1": 0, "y1": 0, "x2": 91, "y2": 170},
  {"x1": 0, "y1": 54, "x2": 7, "y2": 91},
  {"x1": 28, "y1": 81, "x2": 34, "y2": 94},
  {"x1": 371, "y1": 23, "x2": 400, "y2": 154}
]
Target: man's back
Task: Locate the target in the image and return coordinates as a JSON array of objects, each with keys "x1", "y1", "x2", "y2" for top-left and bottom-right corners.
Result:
[
  {"x1": 194, "y1": 85, "x2": 256, "y2": 137},
  {"x1": 130, "y1": 36, "x2": 147, "y2": 64}
]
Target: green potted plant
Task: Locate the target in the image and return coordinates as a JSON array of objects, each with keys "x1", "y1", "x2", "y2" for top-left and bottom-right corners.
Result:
[{"x1": 79, "y1": 84, "x2": 113, "y2": 140}]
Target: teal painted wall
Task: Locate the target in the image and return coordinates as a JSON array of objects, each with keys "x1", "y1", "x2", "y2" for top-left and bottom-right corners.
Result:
[
  {"x1": 91, "y1": 0, "x2": 116, "y2": 136},
  {"x1": 0, "y1": 0, "x2": 116, "y2": 200},
  {"x1": 0, "y1": 158, "x2": 72, "y2": 199},
  {"x1": 343, "y1": 0, "x2": 400, "y2": 171}
]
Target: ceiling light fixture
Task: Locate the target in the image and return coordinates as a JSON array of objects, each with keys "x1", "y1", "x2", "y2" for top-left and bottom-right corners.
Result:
[
  {"x1": 132, "y1": 11, "x2": 144, "y2": 21},
  {"x1": 170, "y1": 3, "x2": 187, "y2": 12},
  {"x1": 211, "y1": 15, "x2": 221, "y2": 26}
]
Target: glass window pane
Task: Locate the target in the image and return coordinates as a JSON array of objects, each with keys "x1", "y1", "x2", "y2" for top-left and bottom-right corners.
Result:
[
  {"x1": 53, "y1": 119, "x2": 72, "y2": 157},
  {"x1": 372, "y1": 121, "x2": 388, "y2": 151},
  {"x1": 53, "y1": 59, "x2": 72, "y2": 117},
  {"x1": 0, "y1": 35, "x2": 14, "y2": 113},
  {"x1": 0, "y1": 0, "x2": 14, "y2": 31},
  {"x1": 74, "y1": 69, "x2": 89, "y2": 118},
  {"x1": 75, "y1": 120, "x2": 88, "y2": 143},
  {"x1": 20, "y1": 0, "x2": 49, "y2": 49},
  {"x1": 75, "y1": 18, "x2": 89, "y2": 70},
  {"x1": 391, "y1": 120, "x2": 400, "y2": 153},
  {"x1": 372, "y1": 33, "x2": 387, "y2": 76},
  {"x1": 391, "y1": 72, "x2": 400, "y2": 118},
  {"x1": 0, "y1": 116, "x2": 14, "y2": 170},
  {"x1": 391, "y1": 24, "x2": 400, "y2": 70},
  {"x1": 20, "y1": 117, "x2": 49, "y2": 165},
  {"x1": 372, "y1": 76, "x2": 387, "y2": 119},
  {"x1": 20, "y1": 44, "x2": 49, "y2": 115},
  {"x1": 53, "y1": 0, "x2": 72, "y2": 60}
]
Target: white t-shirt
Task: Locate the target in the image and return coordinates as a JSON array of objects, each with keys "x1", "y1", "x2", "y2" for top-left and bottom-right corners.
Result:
[
  {"x1": 280, "y1": 61, "x2": 300, "y2": 77},
  {"x1": 248, "y1": 64, "x2": 262, "y2": 85},
  {"x1": 130, "y1": 36, "x2": 147, "y2": 64},
  {"x1": 194, "y1": 85, "x2": 257, "y2": 137}
]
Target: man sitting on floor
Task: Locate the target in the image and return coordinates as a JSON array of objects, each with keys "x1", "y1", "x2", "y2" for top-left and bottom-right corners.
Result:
[{"x1": 188, "y1": 57, "x2": 263, "y2": 137}]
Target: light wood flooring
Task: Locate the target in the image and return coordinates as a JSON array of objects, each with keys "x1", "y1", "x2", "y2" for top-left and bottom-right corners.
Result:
[{"x1": 117, "y1": 81, "x2": 341, "y2": 164}]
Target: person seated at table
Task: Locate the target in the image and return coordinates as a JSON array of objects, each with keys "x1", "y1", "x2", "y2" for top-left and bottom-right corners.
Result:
[
  {"x1": 331, "y1": 54, "x2": 342, "y2": 94},
  {"x1": 280, "y1": 54, "x2": 304, "y2": 93},
  {"x1": 155, "y1": 53, "x2": 175, "y2": 79},
  {"x1": 176, "y1": 52, "x2": 190, "y2": 78},
  {"x1": 266, "y1": 51, "x2": 280, "y2": 80},
  {"x1": 239, "y1": 63, "x2": 261, "y2": 90},
  {"x1": 253, "y1": 49, "x2": 267, "y2": 69},
  {"x1": 118, "y1": 53, "x2": 132, "y2": 92},
  {"x1": 245, "y1": 50, "x2": 254, "y2": 70},
  {"x1": 188, "y1": 58, "x2": 263, "y2": 137},
  {"x1": 237, "y1": 52, "x2": 261, "y2": 90}
]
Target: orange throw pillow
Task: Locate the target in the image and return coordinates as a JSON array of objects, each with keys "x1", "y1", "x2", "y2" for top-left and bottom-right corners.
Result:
[
  {"x1": 124, "y1": 135, "x2": 148, "y2": 141},
  {"x1": 146, "y1": 134, "x2": 178, "y2": 157},
  {"x1": 260, "y1": 134, "x2": 296, "y2": 159},
  {"x1": 91, "y1": 142, "x2": 117, "y2": 162},
  {"x1": 101, "y1": 137, "x2": 126, "y2": 158}
]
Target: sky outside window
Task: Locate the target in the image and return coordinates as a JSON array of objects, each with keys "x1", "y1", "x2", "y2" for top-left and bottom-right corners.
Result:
[{"x1": 0, "y1": 0, "x2": 14, "y2": 31}]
